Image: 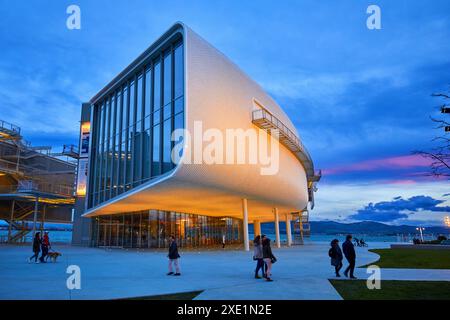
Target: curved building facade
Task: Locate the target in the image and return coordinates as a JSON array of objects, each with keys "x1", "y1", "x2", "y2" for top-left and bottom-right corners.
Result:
[{"x1": 74, "y1": 22, "x2": 320, "y2": 249}]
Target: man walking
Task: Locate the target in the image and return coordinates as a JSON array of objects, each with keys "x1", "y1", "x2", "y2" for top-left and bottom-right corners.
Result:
[
  {"x1": 342, "y1": 234, "x2": 357, "y2": 279},
  {"x1": 167, "y1": 235, "x2": 181, "y2": 276}
]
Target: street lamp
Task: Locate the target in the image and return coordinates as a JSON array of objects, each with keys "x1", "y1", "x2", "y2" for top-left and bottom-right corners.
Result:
[{"x1": 416, "y1": 227, "x2": 425, "y2": 243}]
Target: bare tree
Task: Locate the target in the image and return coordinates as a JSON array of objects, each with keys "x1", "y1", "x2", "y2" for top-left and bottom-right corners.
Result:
[{"x1": 413, "y1": 91, "x2": 450, "y2": 177}]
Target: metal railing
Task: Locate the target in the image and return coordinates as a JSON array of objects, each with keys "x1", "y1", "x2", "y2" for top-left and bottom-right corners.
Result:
[
  {"x1": 0, "y1": 158, "x2": 20, "y2": 174},
  {"x1": 0, "y1": 119, "x2": 21, "y2": 136},
  {"x1": 252, "y1": 109, "x2": 314, "y2": 168}
]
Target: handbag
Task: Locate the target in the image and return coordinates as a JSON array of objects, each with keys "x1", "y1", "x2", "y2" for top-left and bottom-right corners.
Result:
[{"x1": 271, "y1": 255, "x2": 277, "y2": 264}]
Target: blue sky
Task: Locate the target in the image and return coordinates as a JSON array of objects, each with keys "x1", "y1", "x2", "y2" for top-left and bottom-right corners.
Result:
[{"x1": 0, "y1": 0, "x2": 449, "y2": 225}]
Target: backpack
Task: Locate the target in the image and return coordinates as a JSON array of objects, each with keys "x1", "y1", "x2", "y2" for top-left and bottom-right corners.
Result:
[{"x1": 328, "y1": 248, "x2": 334, "y2": 258}]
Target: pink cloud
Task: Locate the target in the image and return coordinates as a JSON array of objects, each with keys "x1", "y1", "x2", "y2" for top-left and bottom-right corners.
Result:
[{"x1": 323, "y1": 155, "x2": 432, "y2": 175}]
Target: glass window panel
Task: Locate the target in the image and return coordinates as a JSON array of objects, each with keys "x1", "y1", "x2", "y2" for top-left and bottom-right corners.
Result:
[
  {"x1": 144, "y1": 67, "x2": 152, "y2": 131},
  {"x1": 143, "y1": 129, "x2": 150, "y2": 180},
  {"x1": 162, "y1": 118, "x2": 172, "y2": 173},
  {"x1": 174, "y1": 112, "x2": 183, "y2": 131},
  {"x1": 126, "y1": 136, "x2": 133, "y2": 188},
  {"x1": 145, "y1": 68, "x2": 151, "y2": 117},
  {"x1": 129, "y1": 81, "x2": 135, "y2": 132},
  {"x1": 163, "y1": 52, "x2": 172, "y2": 106},
  {"x1": 110, "y1": 94, "x2": 117, "y2": 197},
  {"x1": 163, "y1": 104, "x2": 171, "y2": 120},
  {"x1": 153, "y1": 110, "x2": 160, "y2": 125},
  {"x1": 119, "y1": 141, "x2": 126, "y2": 193},
  {"x1": 133, "y1": 121, "x2": 142, "y2": 184},
  {"x1": 174, "y1": 43, "x2": 184, "y2": 99},
  {"x1": 116, "y1": 91, "x2": 122, "y2": 137},
  {"x1": 136, "y1": 74, "x2": 143, "y2": 126},
  {"x1": 122, "y1": 86, "x2": 128, "y2": 142},
  {"x1": 174, "y1": 97, "x2": 183, "y2": 115},
  {"x1": 153, "y1": 61, "x2": 161, "y2": 111},
  {"x1": 152, "y1": 124, "x2": 160, "y2": 176}
]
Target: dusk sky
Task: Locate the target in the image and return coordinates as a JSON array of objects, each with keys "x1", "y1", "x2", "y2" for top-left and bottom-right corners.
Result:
[{"x1": 0, "y1": 0, "x2": 449, "y2": 225}]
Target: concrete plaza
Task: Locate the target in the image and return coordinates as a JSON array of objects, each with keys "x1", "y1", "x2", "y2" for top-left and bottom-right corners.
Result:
[{"x1": 2, "y1": 241, "x2": 443, "y2": 300}]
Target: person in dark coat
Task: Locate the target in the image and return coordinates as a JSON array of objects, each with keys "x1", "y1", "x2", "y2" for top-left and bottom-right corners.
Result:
[
  {"x1": 39, "y1": 231, "x2": 51, "y2": 263},
  {"x1": 253, "y1": 235, "x2": 265, "y2": 279},
  {"x1": 262, "y1": 237, "x2": 276, "y2": 281},
  {"x1": 329, "y1": 239, "x2": 343, "y2": 277},
  {"x1": 342, "y1": 234, "x2": 357, "y2": 279},
  {"x1": 29, "y1": 232, "x2": 41, "y2": 263},
  {"x1": 167, "y1": 235, "x2": 181, "y2": 276}
]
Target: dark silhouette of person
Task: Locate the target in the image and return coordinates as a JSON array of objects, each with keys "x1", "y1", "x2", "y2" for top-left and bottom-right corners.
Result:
[
  {"x1": 329, "y1": 239, "x2": 343, "y2": 277},
  {"x1": 342, "y1": 234, "x2": 357, "y2": 279},
  {"x1": 253, "y1": 235, "x2": 265, "y2": 279},
  {"x1": 167, "y1": 235, "x2": 181, "y2": 276},
  {"x1": 29, "y1": 232, "x2": 41, "y2": 263},
  {"x1": 39, "y1": 231, "x2": 50, "y2": 263}
]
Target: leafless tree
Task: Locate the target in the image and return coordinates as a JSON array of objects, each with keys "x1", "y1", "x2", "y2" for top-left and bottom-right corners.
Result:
[{"x1": 413, "y1": 91, "x2": 450, "y2": 177}]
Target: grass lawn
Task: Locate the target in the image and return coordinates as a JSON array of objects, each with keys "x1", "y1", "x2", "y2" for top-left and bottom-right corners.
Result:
[
  {"x1": 119, "y1": 290, "x2": 203, "y2": 300},
  {"x1": 361, "y1": 248, "x2": 450, "y2": 269},
  {"x1": 330, "y1": 280, "x2": 450, "y2": 300}
]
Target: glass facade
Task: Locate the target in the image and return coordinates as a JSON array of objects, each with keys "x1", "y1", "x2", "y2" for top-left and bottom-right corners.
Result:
[
  {"x1": 88, "y1": 37, "x2": 184, "y2": 209},
  {"x1": 91, "y1": 211, "x2": 244, "y2": 248}
]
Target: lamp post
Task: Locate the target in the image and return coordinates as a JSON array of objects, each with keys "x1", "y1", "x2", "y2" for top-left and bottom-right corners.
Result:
[
  {"x1": 416, "y1": 227, "x2": 425, "y2": 243},
  {"x1": 445, "y1": 216, "x2": 450, "y2": 228}
]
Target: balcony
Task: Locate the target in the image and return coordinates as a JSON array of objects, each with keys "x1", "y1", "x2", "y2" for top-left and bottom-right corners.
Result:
[{"x1": 252, "y1": 109, "x2": 321, "y2": 183}]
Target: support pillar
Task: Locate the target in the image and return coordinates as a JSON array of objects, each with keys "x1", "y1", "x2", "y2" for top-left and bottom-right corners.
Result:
[
  {"x1": 253, "y1": 220, "x2": 261, "y2": 237},
  {"x1": 242, "y1": 198, "x2": 250, "y2": 251},
  {"x1": 40, "y1": 204, "x2": 46, "y2": 233},
  {"x1": 285, "y1": 213, "x2": 292, "y2": 246},
  {"x1": 7, "y1": 200, "x2": 15, "y2": 242},
  {"x1": 32, "y1": 197, "x2": 39, "y2": 239},
  {"x1": 274, "y1": 208, "x2": 280, "y2": 248}
]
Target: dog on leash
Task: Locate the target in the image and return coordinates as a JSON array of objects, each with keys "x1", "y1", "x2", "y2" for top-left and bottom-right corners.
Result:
[{"x1": 45, "y1": 252, "x2": 62, "y2": 263}]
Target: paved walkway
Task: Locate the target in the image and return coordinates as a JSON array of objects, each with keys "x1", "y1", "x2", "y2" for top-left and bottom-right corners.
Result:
[{"x1": 0, "y1": 241, "x2": 447, "y2": 300}]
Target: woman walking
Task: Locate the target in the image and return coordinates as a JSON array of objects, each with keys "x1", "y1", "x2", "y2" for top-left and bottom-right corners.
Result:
[
  {"x1": 329, "y1": 239, "x2": 343, "y2": 277},
  {"x1": 40, "y1": 231, "x2": 51, "y2": 263},
  {"x1": 253, "y1": 235, "x2": 265, "y2": 279},
  {"x1": 262, "y1": 237, "x2": 276, "y2": 281},
  {"x1": 29, "y1": 232, "x2": 41, "y2": 263}
]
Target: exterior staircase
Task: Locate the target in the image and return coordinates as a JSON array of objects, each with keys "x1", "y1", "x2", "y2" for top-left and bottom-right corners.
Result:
[{"x1": 4, "y1": 202, "x2": 37, "y2": 243}]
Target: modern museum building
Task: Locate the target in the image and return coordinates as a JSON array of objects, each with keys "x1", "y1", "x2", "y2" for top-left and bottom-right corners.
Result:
[{"x1": 72, "y1": 22, "x2": 320, "y2": 251}]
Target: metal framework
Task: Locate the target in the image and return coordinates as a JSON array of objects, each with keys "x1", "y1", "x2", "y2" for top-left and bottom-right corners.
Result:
[
  {"x1": 292, "y1": 210, "x2": 310, "y2": 245},
  {"x1": 0, "y1": 119, "x2": 77, "y2": 243}
]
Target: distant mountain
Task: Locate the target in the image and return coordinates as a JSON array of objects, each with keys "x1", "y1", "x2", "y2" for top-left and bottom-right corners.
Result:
[{"x1": 252, "y1": 221, "x2": 449, "y2": 235}]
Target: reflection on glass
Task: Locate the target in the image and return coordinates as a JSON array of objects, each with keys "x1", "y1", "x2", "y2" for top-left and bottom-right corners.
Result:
[{"x1": 91, "y1": 210, "x2": 243, "y2": 249}]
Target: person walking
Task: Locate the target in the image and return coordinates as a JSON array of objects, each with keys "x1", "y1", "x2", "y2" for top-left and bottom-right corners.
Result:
[
  {"x1": 29, "y1": 232, "x2": 41, "y2": 263},
  {"x1": 262, "y1": 237, "x2": 276, "y2": 281},
  {"x1": 253, "y1": 235, "x2": 265, "y2": 279},
  {"x1": 329, "y1": 239, "x2": 343, "y2": 277},
  {"x1": 222, "y1": 234, "x2": 226, "y2": 249},
  {"x1": 342, "y1": 234, "x2": 357, "y2": 279},
  {"x1": 167, "y1": 235, "x2": 181, "y2": 276},
  {"x1": 39, "y1": 231, "x2": 50, "y2": 263}
]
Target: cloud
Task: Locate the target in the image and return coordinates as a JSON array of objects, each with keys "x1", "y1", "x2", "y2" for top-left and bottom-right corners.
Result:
[
  {"x1": 323, "y1": 155, "x2": 432, "y2": 176},
  {"x1": 348, "y1": 195, "x2": 450, "y2": 222}
]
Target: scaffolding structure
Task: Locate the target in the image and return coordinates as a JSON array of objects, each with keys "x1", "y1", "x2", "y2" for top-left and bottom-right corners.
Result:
[
  {"x1": 0, "y1": 119, "x2": 77, "y2": 243},
  {"x1": 292, "y1": 210, "x2": 310, "y2": 245}
]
